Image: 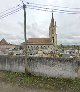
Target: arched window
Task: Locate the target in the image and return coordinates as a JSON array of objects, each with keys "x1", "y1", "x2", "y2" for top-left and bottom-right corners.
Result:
[{"x1": 52, "y1": 37, "x2": 54, "y2": 43}]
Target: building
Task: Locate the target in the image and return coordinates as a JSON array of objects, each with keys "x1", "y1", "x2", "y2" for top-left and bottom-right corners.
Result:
[
  {"x1": 25, "y1": 12, "x2": 57, "y2": 56},
  {"x1": 0, "y1": 38, "x2": 15, "y2": 52}
]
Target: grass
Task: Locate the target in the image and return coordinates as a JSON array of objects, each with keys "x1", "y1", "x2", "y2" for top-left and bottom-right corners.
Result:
[{"x1": 0, "y1": 71, "x2": 80, "y2": 91}]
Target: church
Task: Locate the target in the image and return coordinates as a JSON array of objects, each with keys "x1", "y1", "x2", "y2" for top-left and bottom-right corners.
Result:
[{"x1": 26, "y1": 12, "x2": 57, "y2": 56}]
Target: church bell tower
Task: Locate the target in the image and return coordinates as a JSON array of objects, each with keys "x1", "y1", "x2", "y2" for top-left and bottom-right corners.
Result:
[{"x1": 49, "y1": 12, "x2": 57, "y2": 46}]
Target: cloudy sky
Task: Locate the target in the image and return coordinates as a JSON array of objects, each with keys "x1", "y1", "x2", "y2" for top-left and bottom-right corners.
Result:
[{"x1": 0, "y1": 0, "x2": 80, "y2": 45}]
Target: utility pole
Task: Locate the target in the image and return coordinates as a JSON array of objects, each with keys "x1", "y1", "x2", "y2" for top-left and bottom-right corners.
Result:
[
  {"x1": 22, "y1": 2, "x2": 28, "y2": 73},
  {"x1": 77, "y1": 45, "x2": 79, "y2": 54},
  {"x1": 73, "y1": 45, "x2": 75, "y2": 53}
]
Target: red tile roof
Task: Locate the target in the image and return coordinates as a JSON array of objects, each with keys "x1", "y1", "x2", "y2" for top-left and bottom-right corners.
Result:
[{"x1": 27, "y1": 38, "x2": 51, "y2": 43}]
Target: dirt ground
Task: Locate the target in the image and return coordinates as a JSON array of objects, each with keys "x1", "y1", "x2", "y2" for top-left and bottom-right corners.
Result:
[
  {"x1": 0, "y1": 81, "x2": 55, "y2": 92},
  {"x1": 0, "y1": 71, "x2": 61, "y2": 92}
]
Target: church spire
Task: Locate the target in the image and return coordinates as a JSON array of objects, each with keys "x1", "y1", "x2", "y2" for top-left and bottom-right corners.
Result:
[
  {"x1": 55, "y1": 21, "x2": 56, "y2": 26},
  {"x1": 50, "y1": 11, "x2": 54, "y2": 27},
  {"x1": 52, "y1": 10, "x2": 53, "y2": 19},
  {"x1": 49, "y1": 11, "x2": 57, "y2": 46}
]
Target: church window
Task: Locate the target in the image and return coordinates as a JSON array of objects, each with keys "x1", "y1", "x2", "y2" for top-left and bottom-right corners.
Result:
[
  {"x1": 28, "y1": 46, "x2": 29, "y2": 48},
  {"x1": 41, "y1": 46, "x2": 43, "y2": 49},
  {"x1": 36, "y1": 46, "x2": 39, "y2": 49}
]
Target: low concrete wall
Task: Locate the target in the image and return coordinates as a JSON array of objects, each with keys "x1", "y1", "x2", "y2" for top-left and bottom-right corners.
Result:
[
  {"x1": 27, "y1": 57, "x2": 80, "y2": 78},
  {"x1": 0, "y1": 56, "x2": 80, "y2": 78},
  {"x1": 0, "y1": 56, "x2": 25, "y2": 72}
]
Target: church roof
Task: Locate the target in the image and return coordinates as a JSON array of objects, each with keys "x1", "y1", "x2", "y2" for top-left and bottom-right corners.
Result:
[
  {"x1": 0, "y1": 38, "x2": 9, "y2": 45},
  {"x1": 27, "y1": 38, "x2": 51, "y2": 43}
]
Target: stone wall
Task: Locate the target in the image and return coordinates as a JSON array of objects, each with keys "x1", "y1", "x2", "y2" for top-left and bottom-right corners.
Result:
[{"x1": 0, "y1": 56, "x2": 80, "y2": 78}]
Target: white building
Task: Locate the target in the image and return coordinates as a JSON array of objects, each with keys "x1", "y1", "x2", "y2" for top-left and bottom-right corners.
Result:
[{"x1": 0, "y1": 38, "x2": 15, "y2": 52}]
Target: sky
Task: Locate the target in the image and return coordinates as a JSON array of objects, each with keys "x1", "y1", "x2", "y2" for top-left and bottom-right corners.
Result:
[{"x1": 0, "y1": 0, "x2": 80, "y2": 45}]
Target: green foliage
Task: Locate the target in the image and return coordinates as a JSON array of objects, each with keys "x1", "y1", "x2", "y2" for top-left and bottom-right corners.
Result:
[
  {"x1": 58, "y1": 53, "x2": 62, "y2": 58},
  {"x1": 57, "y1": 45, "x2": 80, "y2": 50}
]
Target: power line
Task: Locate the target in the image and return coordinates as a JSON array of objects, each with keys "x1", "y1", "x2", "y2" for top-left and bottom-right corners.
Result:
[
  {"x1": 27, "y1": 7, "x2": 75, "y2": 14},
  {"x1": 0, "y1": 6, "x2": 22, "y2": 19},
  {"x1": 20, "y1": 0, "x2": 80, "y2": 14},
  {"x1": 28, "y1": 7, "x2": 51, "y2": 12},
  {"x1": 26, "y1": 4, "x2": 80, "y2": 13},
  {"x1": 0, "y1": 4, "x2": 21, "y2": 15},
  {"x1": 0, "y1": 0, "x2": 80, "y2": 20},
  {"x1": 23, "y1": 0, "x2": 80, "y2": 10},
  {"x1": 24, "y1": 3, "x2": 80, "y2": 14},
  {"x1": 0, "y1": 6, "x2": 22, "y2": 17}
]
